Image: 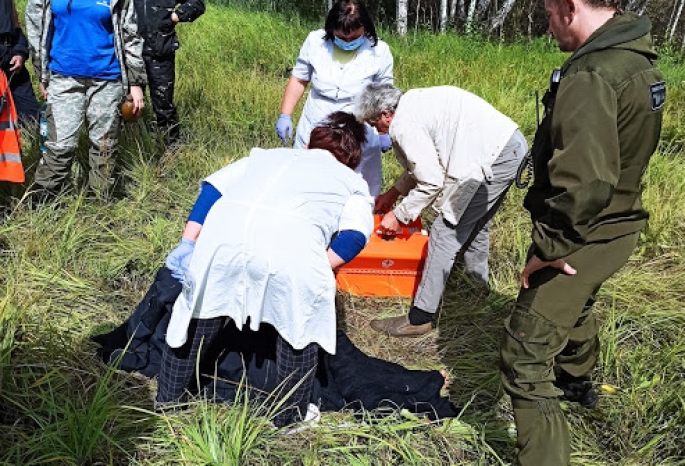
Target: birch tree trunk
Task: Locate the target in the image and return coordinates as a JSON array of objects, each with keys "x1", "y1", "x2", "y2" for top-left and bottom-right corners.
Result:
[
  {"x1": 477, "y1": 0, "x2": 493, "y2": 19},
  {"x1": 465, "y1": 0, "x2": 478, "y2": 33},
  {"x1": 327, "y1": 0, "x2": 332, "y2": 11},
  {"x1": 440, "y1": 0, "x2": 448, "y2": 33},
  {"x1": 625, "y1": 0, "x2": 650, "y2": 15},
  {"x1": 526, "y1": 0, "x2": 534, "y2": 38},
  {"x1": 669, "y1": 0, "x2": 685, "y2": 42},
  {"x1": 457, "y1": 0, "x2": 466, "y2": 22},
  {"x1": 450, "y1": 0, "x2": 458, "y2": 20},
  {"x1": 488, "y1": 0, "x2": 517, "y2": 32},
  {"x1": 397, "y1": 0, "x2": 408, "y2": 35},
  {"x1": 666, "y1": 0, "x2": 679, "y2": 35}
]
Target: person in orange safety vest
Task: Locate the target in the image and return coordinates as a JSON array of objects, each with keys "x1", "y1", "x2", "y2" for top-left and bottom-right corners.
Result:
[{"x1": 0, "y1": 69, "x2": 23, "y2": 183}]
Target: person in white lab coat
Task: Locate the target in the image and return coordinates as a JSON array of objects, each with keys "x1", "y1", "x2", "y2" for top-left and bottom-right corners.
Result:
[
  {"x1": 356, "y1": 83, "x2": 528, "y2": 337},
  {"x1": 157, "y1": 112, "x2": 374, "y2": 427},
  {"x1": 275, "y1": 0, "x2": 393, "y2": 197}
]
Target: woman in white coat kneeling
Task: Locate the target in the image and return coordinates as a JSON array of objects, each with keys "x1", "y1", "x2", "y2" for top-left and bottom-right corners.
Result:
[{"x1": 158, "y1": 112, "x2": 374, "y2": 427}]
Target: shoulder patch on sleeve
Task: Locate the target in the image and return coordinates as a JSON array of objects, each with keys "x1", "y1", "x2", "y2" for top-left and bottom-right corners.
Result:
[{"x1": 650, "y1": 81, "x2": 666, "y2": 111}]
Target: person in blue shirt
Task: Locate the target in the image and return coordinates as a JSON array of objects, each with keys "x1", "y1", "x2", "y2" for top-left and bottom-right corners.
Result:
[{"x1": 26, "y1": 0, "x2": 147, "y2": 201}]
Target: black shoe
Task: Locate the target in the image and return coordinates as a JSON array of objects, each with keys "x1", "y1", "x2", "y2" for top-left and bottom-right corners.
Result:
[{"x1": 555, "y1": 372, "x2": 598, "y2": 409}]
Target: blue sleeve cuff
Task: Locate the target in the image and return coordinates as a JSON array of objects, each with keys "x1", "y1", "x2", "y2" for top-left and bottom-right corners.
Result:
[
  {"x1": 187, "y1": 182, "x2": 222, "y2": 225},
  {"x1": 330, "y1": 230, "x2": 366, "y2": 263}
]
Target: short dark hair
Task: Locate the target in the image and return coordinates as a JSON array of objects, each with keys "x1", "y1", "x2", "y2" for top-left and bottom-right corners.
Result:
[
  {"x1": 309, "y1": 111, "x2": 367, "y2": 170},
  {"x1": 549, "y1": 0, "x2": 621, "y2": 9},
  {"x1": 323, "y1": 0, "x2": 378, "y2": 46},
  {"x1": 585, "y1": 0, "x2": 620, "y2": 9}
]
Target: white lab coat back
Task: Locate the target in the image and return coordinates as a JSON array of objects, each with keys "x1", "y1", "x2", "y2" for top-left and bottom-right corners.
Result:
[
  {"x1": 290, "y1": 29, "x2": 394, "y2": 196},
  {"x1": 166, "y1": 148, "x2": 373, "y2": 355}
]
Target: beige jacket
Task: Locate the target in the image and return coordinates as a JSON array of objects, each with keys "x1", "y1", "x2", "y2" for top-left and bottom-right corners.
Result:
[{"x1": 390, "y1": 86, "x2": 518, "y2": 225}]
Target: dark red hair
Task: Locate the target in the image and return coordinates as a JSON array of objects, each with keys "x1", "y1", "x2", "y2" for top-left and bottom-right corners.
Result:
[{"x1": 309, "y1": 112, "x2": 367, "y2": 170}]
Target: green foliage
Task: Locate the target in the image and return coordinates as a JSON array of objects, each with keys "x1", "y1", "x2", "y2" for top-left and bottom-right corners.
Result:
[
  {"x1": 2, "y1": 355, "x2": 155, "y2": 464},
  {"x1": 161, "y1": 393, "x2": 277, "y2": 465},
  {"x1": 1, "y1": 5, "x2": 684, "y2": 465}
]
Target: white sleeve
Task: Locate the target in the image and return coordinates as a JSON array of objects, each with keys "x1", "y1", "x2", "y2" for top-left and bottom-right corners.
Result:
[
  {"x1": 291, "y1": 33, "x2": 315, "y2": 82},
  {"x1": 374, "y1": 42, "x2": 394, "y2": 85},
  {"x1": 203, "y1": 156, "x2": 250, "y2": 195},
  {"x1": 338, "y1": 194, "x2": 374, "y2": 242}
]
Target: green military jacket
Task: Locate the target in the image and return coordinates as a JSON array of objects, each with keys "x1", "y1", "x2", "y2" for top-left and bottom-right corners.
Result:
[{"x1": 524, "y1": 12, "x2": 664, "y2": 261}]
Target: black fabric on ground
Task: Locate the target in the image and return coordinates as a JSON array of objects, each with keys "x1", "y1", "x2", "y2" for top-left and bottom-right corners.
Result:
[
  {"x1": 93, "y1": 266, "x2": 181, "y2": 377},
  {"x1": 319, "y1": 331, "x2": 457, "y2": 419},
  {"x1": 92, "y1": 267, "x2": 457, "y2": 420}
]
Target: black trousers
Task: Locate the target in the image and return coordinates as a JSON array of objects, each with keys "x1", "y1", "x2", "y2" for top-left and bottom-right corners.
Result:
[
  {"x1": 4, "y1": 66, "x2": 39, "y2": 124},
  {"x1": 143, "y1": 54, "x2": 179, "y2": 145},
  {"x1": 156, "y1": 316, "x2": 319, "y2": 427}
]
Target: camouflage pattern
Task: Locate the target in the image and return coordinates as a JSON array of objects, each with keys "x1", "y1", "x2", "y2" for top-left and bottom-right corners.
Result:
[
  {"x1": 134, "y1": 0, "x2": 205, "y2": 58},
  {"x1": 25, "y1": 0, "x2": 146, "y2": 92},
  {"x1": 134, "y1": 0, "x2": 205, "y2": 146},
  {"x1": 33, "y1": 74, "x2": 123, "y2": 197},
  {"x1": 145, "y1": 55, "x2": 179, "y2": 145}
]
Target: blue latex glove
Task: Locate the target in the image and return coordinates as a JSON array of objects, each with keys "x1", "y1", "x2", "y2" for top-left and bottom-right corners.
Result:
[
  {"x1": 165, "y1": 238, "x2": 196, "y2": 281},
  {"x1": 276, "y1": 114, "x2": 293, "y2": 145},
  {"x1": 379, "y1": 133, "x2": 392, "y2": 152}
]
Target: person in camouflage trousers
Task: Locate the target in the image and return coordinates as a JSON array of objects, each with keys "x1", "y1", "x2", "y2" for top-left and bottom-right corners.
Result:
[
  {"x1": 134, "y1": 0, "x2": 204, "y2": 148},
  {"x1": 25, "y1": 0, "x2": 147, "y2": 201},
  {"x1": 499, "y1": 0, "x2": 664, "y2": 464}
]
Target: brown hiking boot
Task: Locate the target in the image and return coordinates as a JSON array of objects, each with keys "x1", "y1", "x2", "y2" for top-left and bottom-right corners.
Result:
[{"x1": 369, "y1": 315, "x2": 432, "y2": 337}]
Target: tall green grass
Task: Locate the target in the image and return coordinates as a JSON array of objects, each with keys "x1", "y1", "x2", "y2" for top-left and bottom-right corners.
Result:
[{"x1": 1, "y1": 4, "x2": 684, "y2": 464}]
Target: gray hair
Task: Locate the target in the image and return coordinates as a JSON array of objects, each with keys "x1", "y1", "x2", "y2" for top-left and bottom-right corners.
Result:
[{"x1": 355, "y1": 83, "x2": 404, "y2": 124}]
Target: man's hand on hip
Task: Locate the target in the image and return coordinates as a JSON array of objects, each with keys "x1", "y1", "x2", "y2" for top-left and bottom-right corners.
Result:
[{"x1": 521, "y1": 254, "x2": 577, "y2": 289}]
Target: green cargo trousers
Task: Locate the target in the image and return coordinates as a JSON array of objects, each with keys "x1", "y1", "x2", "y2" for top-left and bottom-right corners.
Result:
[
  {"x1": 500, "y1": 232, "x2": 639, "y2": 466},
  {"x1": 34, "y1": 74, "x2": 123, "y2": 197}
]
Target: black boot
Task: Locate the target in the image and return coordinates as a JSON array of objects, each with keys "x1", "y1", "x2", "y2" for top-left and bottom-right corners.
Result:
[{"x1": 555, "y1": 372, "x2": 598, "y2": 409}]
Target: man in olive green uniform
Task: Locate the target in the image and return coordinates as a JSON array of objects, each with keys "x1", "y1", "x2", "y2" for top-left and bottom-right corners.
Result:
[{"x1": 499, "y1": 0, "x2": 664, "y2": 464}]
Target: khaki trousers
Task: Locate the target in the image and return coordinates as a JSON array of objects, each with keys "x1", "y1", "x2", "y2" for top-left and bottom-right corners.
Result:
[{"x1": 500, "y1": 232, "x2": 639, "y2": 465}]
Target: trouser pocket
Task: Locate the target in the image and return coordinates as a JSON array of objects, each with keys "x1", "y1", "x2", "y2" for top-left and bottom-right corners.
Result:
[{"x1": 501, "y1": 307, "x2": 567, "y2": 399}]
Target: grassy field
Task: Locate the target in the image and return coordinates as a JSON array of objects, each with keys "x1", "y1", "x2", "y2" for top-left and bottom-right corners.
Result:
[{"x1": 1, "y1": 4, "x2": 684, "y2": 465}]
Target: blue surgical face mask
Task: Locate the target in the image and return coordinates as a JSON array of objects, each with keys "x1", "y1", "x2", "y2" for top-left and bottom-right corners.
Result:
[{"x1": 334, "y1": 35, "x2": 365, "y2": 51}]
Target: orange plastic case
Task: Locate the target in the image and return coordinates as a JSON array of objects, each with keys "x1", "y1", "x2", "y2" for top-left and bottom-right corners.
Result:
[{"x1": 336, "y1": 215, "x2": 429, "y2": 298}]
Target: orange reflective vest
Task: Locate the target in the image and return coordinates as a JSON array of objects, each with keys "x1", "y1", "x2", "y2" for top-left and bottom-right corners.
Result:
[{"x1": 0, "y1": 71, "x2": 24, "y2": 183}]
